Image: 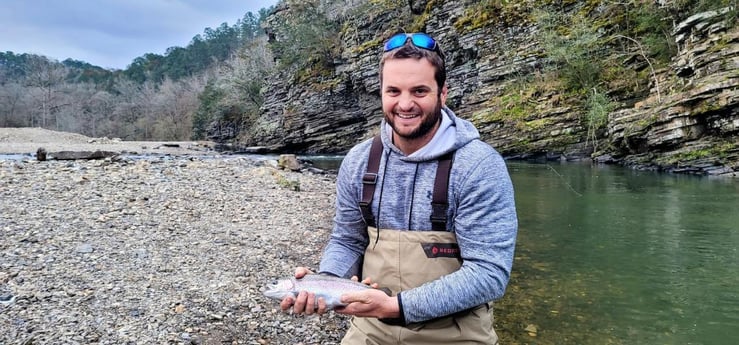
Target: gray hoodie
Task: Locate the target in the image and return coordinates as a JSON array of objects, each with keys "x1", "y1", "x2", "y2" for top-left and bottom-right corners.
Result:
[{"x1": 319, "y1": 107, "x2": 518, "y2": 323}]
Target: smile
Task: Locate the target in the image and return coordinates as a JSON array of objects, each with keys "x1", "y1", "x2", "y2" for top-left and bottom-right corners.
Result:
[{"x1": 396, "y1": 113, "x2": 419, "y2": 119}]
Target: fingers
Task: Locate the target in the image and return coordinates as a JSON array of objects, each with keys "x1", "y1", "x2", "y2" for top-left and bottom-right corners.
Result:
[
  {"x1": 293, "y1": 291, "x2": 308, "y2": 314},
  {"x1": 337, "y1": 289, "x2": 398, "y2": 318},
  {"x1": 340, "y1": 291, "x2": 368, "y2": 305},
  {"x1": 316, "y1": 297, "x2": 328, "y2": 314},
  {"x1": 280, "y1": 296, "x2": 295, "y2": 312},
  {"x1": 289, "y1": 291, "x2": 327, "y2": 316},
  {"x1": 351, "y1": 275, "x2": 375, "y2": 286},
  {"x1": 294, "y1": 267, "x2": 314, "y2": 278},
  {"x1": 305, "y1": 292, "x2": 317, "y2": 315}
]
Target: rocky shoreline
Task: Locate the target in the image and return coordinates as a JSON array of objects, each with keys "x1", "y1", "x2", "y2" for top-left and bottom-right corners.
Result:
[
  {"x1": 1, "y1": 154, "x2": 348, "y2": 344},
  {"x1": 0, "y1": 127, "x2": 217, "y2": 157},
  {"x1": 1, "y1": 128, "x2": 540, "y2": 344}
]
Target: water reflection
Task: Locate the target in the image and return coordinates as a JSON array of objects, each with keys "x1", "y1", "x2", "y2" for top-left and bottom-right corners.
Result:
[{"x1": 498, "y1": 162, "x2": 739, "y2": 345}]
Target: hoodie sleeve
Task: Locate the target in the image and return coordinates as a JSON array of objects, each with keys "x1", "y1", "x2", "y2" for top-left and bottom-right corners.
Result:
[
  {"x1": 399, "y1": 145, "x2": 518, "y2": 323},
  {"x1": 318, "y1": 142, "x2": 372, "y2": 278}
]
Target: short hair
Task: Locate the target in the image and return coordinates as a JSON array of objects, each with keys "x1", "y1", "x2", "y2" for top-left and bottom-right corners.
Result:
[{"x1": 379, "y1": 41, "x2": 447, "y2": 91}]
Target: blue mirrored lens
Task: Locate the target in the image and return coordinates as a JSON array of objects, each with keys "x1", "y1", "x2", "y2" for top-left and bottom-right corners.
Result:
[
  {"x1": 384, "y1": 34, "x2": 409, "y2": 51},
  {"x1": 410, "y1": 33, "x2": 436, "y2": 50},
  {"x1": 383, "y1": 33, "x2": 438, "y2": 52}
]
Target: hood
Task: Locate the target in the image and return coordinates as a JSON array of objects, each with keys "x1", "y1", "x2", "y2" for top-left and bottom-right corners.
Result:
[{"x1": 380, "y1": 106, "x2": 480, "y2": 162}]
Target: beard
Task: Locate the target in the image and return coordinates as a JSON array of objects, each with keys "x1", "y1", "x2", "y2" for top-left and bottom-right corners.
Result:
[{"x1": 386, "y1": 98, "x2": 443, "y2": 140}]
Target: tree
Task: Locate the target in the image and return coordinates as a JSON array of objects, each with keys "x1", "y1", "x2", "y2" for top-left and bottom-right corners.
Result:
[
  {"x1": 112, "y1": 77, "x2": 160, "y2": 140},
  {"x1": 193, "y1": 36, "x2": 274, "y2": 141},
  {"x1": 151, "y1": 76, "x2": 206, "y2": 140},
  {"x1": 67, "y1": 83, "x2": 114, "y2": 137},
  {"x1": 238, "y1": 11, "x2": 262, "y2": 41},
  {"x1": 221, "y1": 37, "x2": 273, "y2": 109},
  {"x1": 0, "y1": 51, "x2": 31, "y2": 81},
  {"x1": 192, "y1": 81, "x2": 225, "y2": 140},
  {"x1": 0, "y1": 82, "x2": 26, "y2": 126},
  {"x1": 23, "y1": 55, "x2": 67, "y2": 128},
  {"x1": 269, "y1": 0, "x2": 342, "y2": 78}
]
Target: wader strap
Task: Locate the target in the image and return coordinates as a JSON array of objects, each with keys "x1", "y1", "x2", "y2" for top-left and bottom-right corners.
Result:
[
  {"x1": 360, "y1": 135, "x2": 383, "y2": 227},
  {"x1": 360, "y1": 135, "x2": 455, "y2": 230},
  {"x1": 431, "y1": 152, "x2": 453, "y2": 231}
]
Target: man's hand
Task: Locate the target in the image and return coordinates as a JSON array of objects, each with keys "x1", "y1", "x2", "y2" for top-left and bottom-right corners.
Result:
[
  {"x1": 279, "y1": 267, "x2": 328, "y2": 315},
  {"x1": 336, "y1": 289, "x2": 400, "y2": 319},
  {"x1": 350, "y1": 275, "x2": 379, "y2": 288}
]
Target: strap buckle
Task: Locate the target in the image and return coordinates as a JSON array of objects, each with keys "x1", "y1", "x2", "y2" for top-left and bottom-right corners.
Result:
[
  {"x1": 430, "y1": 202, "x2": 448, "y2": 228},
  {"x1": 362, "y1": 173, "x2": 378, "y2": 184}
]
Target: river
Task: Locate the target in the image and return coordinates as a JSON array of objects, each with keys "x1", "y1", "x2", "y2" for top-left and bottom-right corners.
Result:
[{"x1": 497, "y1": 161, "x2": 739, "y2": 344}]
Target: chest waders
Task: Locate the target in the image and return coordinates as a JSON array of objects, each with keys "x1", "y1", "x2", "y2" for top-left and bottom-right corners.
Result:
[{"x1": 342, "y1": 136, "x2": 498, "y2": 345}]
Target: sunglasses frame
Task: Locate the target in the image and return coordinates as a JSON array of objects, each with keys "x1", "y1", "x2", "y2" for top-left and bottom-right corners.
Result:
[{"x1": 383, "y1": 33, "x2": 439, "y2": 53}]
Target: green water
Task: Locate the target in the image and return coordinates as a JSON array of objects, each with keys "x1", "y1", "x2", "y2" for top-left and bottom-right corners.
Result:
[{"x1": 502, "y1": 162, "x2": 739, "y2": 345}]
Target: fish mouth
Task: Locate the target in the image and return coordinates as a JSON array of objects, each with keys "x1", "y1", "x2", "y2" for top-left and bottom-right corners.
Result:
[
  {"x1": 263, "y1": 289, "x2": 283, "y2": 299},
  {"x1": 263, "y1": 278, "x2": 296, "y2": 300},
  {"x1": 263, "y1": 287, "x2": 287, "y2": 299}
]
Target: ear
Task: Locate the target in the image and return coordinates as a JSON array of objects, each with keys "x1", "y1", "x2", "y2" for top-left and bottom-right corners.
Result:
[{"x1": 440, "y1": 83, "x2": 448, "y2": 105}]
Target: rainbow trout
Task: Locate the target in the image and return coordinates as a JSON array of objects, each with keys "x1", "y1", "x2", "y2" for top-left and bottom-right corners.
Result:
[{"x1": 263, "y1": 274, "x2": 387, "y2": 309}]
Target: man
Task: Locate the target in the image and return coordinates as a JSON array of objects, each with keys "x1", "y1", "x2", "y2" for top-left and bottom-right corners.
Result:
[{"x1": 281, "y1": 32, "x2": 518, "y2": 344}]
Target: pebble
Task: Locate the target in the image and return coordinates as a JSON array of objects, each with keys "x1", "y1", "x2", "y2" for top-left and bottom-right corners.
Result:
[
  {"x1": 0, "y1": 156, "x2": 345, "y2": 344},
  {"x1": 76, "y1": 243, "x2": 94, "y2": 253}
]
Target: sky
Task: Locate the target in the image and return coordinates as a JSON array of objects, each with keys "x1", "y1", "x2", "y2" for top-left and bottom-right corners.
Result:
[{"x1": 0, "y1": 0, "x2": 279, "y2": 70}]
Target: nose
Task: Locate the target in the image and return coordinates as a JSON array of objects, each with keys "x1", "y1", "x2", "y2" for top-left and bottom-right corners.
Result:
[{"x1": 397, "y1": 93, "x2": 415, "y2": 112}]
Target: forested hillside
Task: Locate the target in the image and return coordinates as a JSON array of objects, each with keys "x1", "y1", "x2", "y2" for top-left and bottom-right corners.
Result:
[
  {"x1": 1, "y1": 0, "x2": 737, "y2": 176},
  {"x1": 0, "y1": 8, "x2": 271, "y2": 140}
]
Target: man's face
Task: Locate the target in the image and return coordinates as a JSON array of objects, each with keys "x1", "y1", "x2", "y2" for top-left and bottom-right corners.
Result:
[{"x1": 381, "y1": 58, "x2": 447, "y2": 142}]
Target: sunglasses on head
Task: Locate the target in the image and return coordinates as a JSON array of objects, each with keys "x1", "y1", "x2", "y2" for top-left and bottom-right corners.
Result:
[{"x1": 383, "y1": 33, "x2": 439, "y2": 53}]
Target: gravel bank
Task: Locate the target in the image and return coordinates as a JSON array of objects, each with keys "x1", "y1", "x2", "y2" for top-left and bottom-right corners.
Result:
[
  {"x1": 0, "y1": 127, "x2": 214, "y2": 156},
  {"x1": 1, "y1": 154, "x2": 347, "y2": 344}
]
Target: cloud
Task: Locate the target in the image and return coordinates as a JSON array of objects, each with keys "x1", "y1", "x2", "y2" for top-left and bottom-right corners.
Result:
[{"x1": 0, "y1": 0, "x2": 277, "y2": 69}]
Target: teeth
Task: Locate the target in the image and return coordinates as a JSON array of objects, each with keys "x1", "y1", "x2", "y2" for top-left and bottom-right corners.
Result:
[{"x1": 397, "y1": 113, "x2": 418, "y2": 119}]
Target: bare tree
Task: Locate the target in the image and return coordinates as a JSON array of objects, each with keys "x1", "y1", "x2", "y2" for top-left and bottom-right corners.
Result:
[
  {"x1": 23, "y1": 56, "x2": 67, "y2": 129},
  {"x1": 219, "y1": 36, "x2": 274, "y2": 108},
  {"x1": 152, "y1": 76, "x2": 206, "y2": 140},
  {"x1": 112, "y1": 78, "x2": 162, "y2": 140},
  {"x1": 61, "y1": 83, "x2": 115, "y2": 137},
  {"x1": 0, "y1": 82, "x2": 27, "y2": 126},
  {"x1": 113, "y1": 78, "x2": 146, "y2": 139}
]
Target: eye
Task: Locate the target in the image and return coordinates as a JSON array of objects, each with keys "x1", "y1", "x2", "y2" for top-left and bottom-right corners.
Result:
[{"x1": 412, "y1": 88, "x2": 430, "y2": 96}]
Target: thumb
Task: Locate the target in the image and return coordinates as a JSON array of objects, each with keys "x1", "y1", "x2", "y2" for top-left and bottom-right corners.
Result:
[{"x1": 340, "y1": 291, "x2": 367, "y2": 304}]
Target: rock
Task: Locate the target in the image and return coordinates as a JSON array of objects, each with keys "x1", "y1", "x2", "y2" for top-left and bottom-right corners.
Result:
[
  {"x1": 524, "y1": 324, "x2": 538, "y2": 337},
  {"x1": 36, "y1": 147, "x2": 47, "y2": 161},
  {"x1": 0, "y1": 294, "x2": 15, "y2": 306},
  {"x1": 48, "y1": 150, "x2": 119, "y2": 161},
  {"x1": 75, "y1": 243, "x2": 94, "y2": 254},
  {"x1": 593, "y1": 154, "x2": 617, "y2": 164},
  {"x1": 278, "y1": 154, "x2": 301, "y2": 171}
]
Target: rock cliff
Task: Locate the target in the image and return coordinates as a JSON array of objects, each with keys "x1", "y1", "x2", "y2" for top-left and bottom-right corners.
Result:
[
  {"x1": 245, "y1": 0, "x2": 737, "y2": 177},
  {"x1": 604, "y1": 7, "x2": 739, "y2": 175}
]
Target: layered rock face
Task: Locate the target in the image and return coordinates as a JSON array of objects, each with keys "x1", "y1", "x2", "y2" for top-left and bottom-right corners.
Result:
[
  {"x1": 249, "y1": 1, "x2": 737, "y2": 177},
  {"x1": 605, "y1": 8, "x2": 739, "y2": 175}
]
